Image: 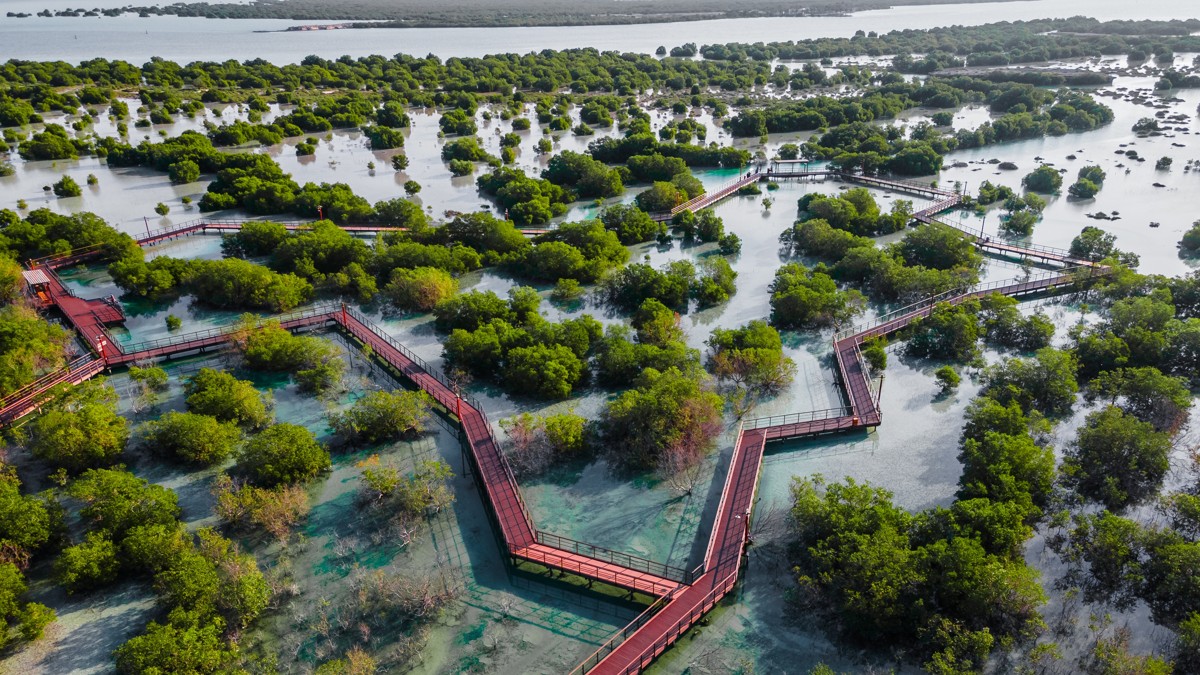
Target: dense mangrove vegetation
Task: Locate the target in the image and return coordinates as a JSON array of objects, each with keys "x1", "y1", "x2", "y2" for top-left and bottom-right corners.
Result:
[{"x1": 2, "y1": 13, "x2": 1199, "y2": 674}]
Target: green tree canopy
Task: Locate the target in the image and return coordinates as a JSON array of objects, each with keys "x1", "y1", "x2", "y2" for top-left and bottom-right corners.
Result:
[
  {"x1": 28, "y1": 381, "x2": 128, "y2": 473},
  {"x1": 184, "y1": 368, "x2": 272, "y2": 428},
  {"x1": 236, "y1": 423, "x2": 330, "y2": 487},
  {"x1": 600, "y1": 367, "x2": 723, "y2": 471},
  {"x1": 328, "y1": 390, "x2": 433, "y2": 445},
  {"x1": 385, "y1": 266, "x2": 458, "y2": 311},
  {"x1": 1063, "y1": 406, "x2": 1172, "y2": 511},
  {"x1": 70, "y1": 469, "x2": 180, "y2": 539},
  {"x1": 769, "y1": 263, "x2": 865, "y2": 329},
  {"x1": 138, "y1": 412, "x2": 242, "y2": 465},
  {"x1": 1021, "y1": 165, "x2": 1063, "y2": 193}
]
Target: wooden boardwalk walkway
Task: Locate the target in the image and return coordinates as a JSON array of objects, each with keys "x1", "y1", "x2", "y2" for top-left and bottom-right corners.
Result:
[
  {"x1": 651, "y1": 173, "x2": 765, "y2": 221},
  {"x1": 137, "y1": 218, "x2": 552, "y2": 248},
  {"x1": 5, "y1": 176, "x2": 1112, "y2": 674},
  {"x1": 0, "y1": 297, "x2": 681, "y2": 599},
  {"x1": 136, "y1": 219, "x2": 409, "y2": 247},
  {"x1": 652, "y1": 168, "x2": 957, "y2": 222},
  {"x1": 27, "y1": 263, "x2": 125, "y2": 356},
  {"x1": 578, "y1": 180, "x2": 1112, "y2": 673}
]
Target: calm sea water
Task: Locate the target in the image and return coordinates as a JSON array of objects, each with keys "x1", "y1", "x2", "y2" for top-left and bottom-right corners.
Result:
[{"x1": 0, "y1": 0, "x2": 1195, "y2": 63}]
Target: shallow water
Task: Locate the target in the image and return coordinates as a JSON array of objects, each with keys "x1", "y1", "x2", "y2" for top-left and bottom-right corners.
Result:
[
  {"x1": 4, "y1": 49, "x2": 1199, "y2": 674},
  {"x1": 0, "y1": 0, "x2": 1194, "y2": 63}
]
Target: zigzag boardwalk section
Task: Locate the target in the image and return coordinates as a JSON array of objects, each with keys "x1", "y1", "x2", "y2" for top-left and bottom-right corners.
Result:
[
  {"x1": 334, "y1": 307, "x2": 681, "y2": 595},
  {"x1": 27, "y1": 262, "x2": 125, "y2": 353},
  {"x1": 578, "y1": 426, "x2": 767, "y2": 674},
  {"x1": 578, "y1": 230, "x2": 1108, "y2": 672},
  {"x1": 7, "y1": 182, "x2": 1110, "y2": 674},
  {"x1": 0, "y1": 298, "x2": 680, "y2": 599}
]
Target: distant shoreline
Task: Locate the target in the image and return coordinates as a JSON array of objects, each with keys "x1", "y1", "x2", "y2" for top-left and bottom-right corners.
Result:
[{"x1": 22, "y1": 0, "x2": 1029, "y2": 30}]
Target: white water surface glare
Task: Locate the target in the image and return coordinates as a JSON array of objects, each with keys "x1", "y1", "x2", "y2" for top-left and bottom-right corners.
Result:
[{"x1": 0, "y1": 0, "x2": 1195, "y2": 63}]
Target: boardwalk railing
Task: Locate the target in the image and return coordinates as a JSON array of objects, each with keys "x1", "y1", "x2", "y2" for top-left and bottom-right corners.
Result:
[
  {"x1": 568, "y1": 586, "x2": 682, "y2": 675},
  {"x1": 469, "y1": 405, "x2": 538, "y2": 537},
  {"x1": 343, "y1": 305, "x2": 486, "y2": 412},
  {"x1": 118, "y1": 303, "x2": 340, "y2": 356},
  {"x1": 0, "y1": 356, "x2": 106, "y2": 424},
  {"x1": 923, "y1": 215, "x2": 985, "y2": 237},
  {"x1": 742, "y1": 407, "x2": 854, "y2": 431},
  {"x1": 609, "y1": 572, "x2": 740, "y2": 674},
  {"x1": 146, "y1": 216, "x2": 310, "y2": 236},
  {"x1": 657, "y1": 169, "x2": 962, "y2": 221},
  {"x1": 40, "y1": 265, "x2": 77, "y2": 298},
  {"x1": 0, "y1": 365, "x2": 107, "y2": 424},
  {"x1": 915, "y1": 199, "x2": 963, "y2": 219},
  {"x1": 977, "y1": 236, "x2": 1082, "y2": 261},
  {"x1": 533, "y1": 531, "x2": 701, "y2": 585},
  {"x1": 138, "y1": 218, "x2": 550, "y2": 247},
  {"x1": 704, "y1": 422, "x2": 749, "y2": 569},
  {"x1": 827, "y1": 171, "x2": 956, "y2": 198},
  {"x1": 667, "y1": 173, "x2": 760, "y2": 216},
  {"x1": 0, "y1": 355, "x2": 97, "y2": 408},
  {"x1": 832, "y1": 268, "x2": 1084, "y2": 343},
  {"x1": 27, "y1": 243, "x2": 110, "y2": 270}
]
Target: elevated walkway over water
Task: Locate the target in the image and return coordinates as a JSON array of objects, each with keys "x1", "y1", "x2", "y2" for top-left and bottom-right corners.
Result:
[{"x1": 4, "y1": 180, "x2": 1111, "y2": 673}]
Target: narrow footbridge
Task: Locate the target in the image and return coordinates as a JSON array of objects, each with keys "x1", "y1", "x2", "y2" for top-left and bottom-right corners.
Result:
[
  {"x1": 4, "y1": 184, "x2": 1109, "y2": 673},
  {"x1": 21, "y1": 219, "x2": 552, "y2": 270},
  {"x1": 135, "y1": 218, "x2": 552, "y2": 248},
  {"x1": 651, "y1": 168, "x2": 961, "y2": 222}
]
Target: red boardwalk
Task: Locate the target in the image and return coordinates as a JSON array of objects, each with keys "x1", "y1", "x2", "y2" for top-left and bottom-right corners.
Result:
[
  {"x1": 3, "y1": 200, "x2": 1115, "y2": 675},
  {"x1": 583, "y1": 428, "x2": 767, "y2": 674},
  {"x1": 0, "y1": 356, "x2": 105, "y2": 425},
  {"x1": 654, "y1": 169, "x2": 958, "y2": 221},
  {"x1": 137, "y1": 219, "x2": 552, "y2": 248},
  {"x1": 336, "y1": 307, "x2": 678, "y2": 597},
  {"x1": 28, "y1": 263, "x2": 125, "y2": 354}
]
